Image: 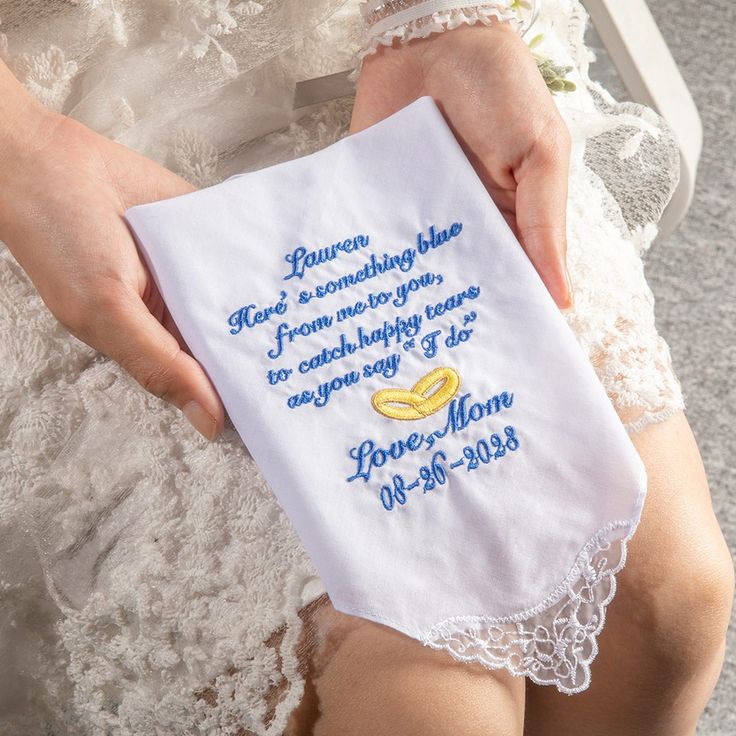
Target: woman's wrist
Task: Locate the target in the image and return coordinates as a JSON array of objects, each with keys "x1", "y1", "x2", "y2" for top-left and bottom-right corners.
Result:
[
  {"x1": 354, "y1": 0, "x2": 535, "y2": 70},
  {"x1": 0, "y1": 63, "x2": 59, "y2": 183},
  {"x1": 0, "y1": 62, "x2": 62, "y2": 235},
  {"x1": 356, "y1": 20, "x2": 528, "y2": 93}
]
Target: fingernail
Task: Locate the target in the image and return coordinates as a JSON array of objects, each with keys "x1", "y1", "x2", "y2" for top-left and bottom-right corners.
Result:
[
  {"x1": 183, "y1": 400, "x2": 218, "y2": 441},
  {"x1": 561, "y1": 266, "x2": 575, "y2": 312}
]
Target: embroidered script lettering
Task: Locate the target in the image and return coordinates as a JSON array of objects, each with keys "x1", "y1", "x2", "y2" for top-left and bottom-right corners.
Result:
[
  {"x1": 347, "y1": 390, "x2": 515, "y2": 483},
  {"x1": 283, "y1": 234, "x2": 370, "y2": 280}
]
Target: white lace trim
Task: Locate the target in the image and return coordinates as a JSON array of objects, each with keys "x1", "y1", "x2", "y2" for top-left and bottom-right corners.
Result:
[
  {"x1": 362, "y1": 4, "x2": 521, "y2": 54},
  {"x1": 420, "y1": 512, "x2": 644, "y2": 694},
  {"x1": 350, "y1": 3, "x2": 525, "y2": 80},
  {"x1": 623, "y1": 403, "x2": 684, "y2": 435}
]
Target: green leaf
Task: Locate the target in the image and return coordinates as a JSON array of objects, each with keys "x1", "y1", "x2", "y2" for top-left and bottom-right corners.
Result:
[{"x1": 528, "y1": 33, "x2": 544, "y2": 49}]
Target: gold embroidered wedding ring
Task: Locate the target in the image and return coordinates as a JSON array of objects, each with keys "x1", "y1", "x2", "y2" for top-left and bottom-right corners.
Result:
[{"x1": 371, "y1": 366, "x2": 461, "y2": 421}]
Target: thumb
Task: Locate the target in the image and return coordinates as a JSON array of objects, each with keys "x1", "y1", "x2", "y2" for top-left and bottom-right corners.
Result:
[
  {"x1": 99, "y1": 291, "x2": 225, "y2": 440},
  {"x1": 514, "y1": 136, "x2": 574, "y2": 310}
]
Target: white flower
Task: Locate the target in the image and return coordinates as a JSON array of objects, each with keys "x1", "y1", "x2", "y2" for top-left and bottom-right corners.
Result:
[
  {"x1": 12, "y1": 46, "x2": 79, "y2": 112},
  {"x1": 171, "y1": 128, "x2": 219, "y2": 188}
]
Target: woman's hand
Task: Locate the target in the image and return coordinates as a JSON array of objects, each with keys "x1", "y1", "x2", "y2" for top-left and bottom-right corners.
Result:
[
  {"x1": 350, "y1": 21, "x2": 574, "y2": 310},
  {"x1": 0, "y1": 67, "x2": 224, "y2": 440}
]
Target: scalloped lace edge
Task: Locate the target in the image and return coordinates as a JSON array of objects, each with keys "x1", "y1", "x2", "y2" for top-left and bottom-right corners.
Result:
[
  {"x1": 348, "y1": 5, "x2": 522, "y2": 82},
  {"x1": 418, "y1": 509, "x2": 645, "y2": 695},
  {"x1": 623, "y1": 402, "x2": 685, "y2": 434}
]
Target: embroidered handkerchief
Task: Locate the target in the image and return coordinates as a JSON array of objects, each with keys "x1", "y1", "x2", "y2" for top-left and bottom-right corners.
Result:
[{"x1": 124, "y1": 96, "x2": 647, "y2": 694}]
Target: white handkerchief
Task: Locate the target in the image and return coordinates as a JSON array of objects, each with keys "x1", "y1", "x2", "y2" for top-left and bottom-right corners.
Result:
[{"x1": 124, "y1": 96, "x2": 647, "y2": 694}]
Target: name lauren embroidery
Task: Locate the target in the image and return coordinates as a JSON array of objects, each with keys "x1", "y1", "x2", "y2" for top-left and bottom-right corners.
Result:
[{"x1": 283, "y1": 234, "x2": 370, "y2": 281}]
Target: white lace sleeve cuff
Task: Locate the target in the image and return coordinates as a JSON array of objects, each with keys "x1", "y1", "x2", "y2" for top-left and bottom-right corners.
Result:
[{"x1": 354, "y1": 0, "x2": 539, "y2": 74}]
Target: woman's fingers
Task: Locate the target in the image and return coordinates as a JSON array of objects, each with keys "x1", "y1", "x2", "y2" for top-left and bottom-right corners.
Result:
[
  {"x1": 74, "y1": 284, "x2": 225, "y2": 440},
  {"x1": 514, "y1": 129, "x2": 574, "y2": 310},
  {"x1": 0, "y1": 81, "x2": 225, "y2": 439}
]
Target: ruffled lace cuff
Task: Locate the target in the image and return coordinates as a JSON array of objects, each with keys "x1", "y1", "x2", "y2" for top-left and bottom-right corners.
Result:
[{"x1": 351, "y1": 1, "x2": 538, "y2": 80}]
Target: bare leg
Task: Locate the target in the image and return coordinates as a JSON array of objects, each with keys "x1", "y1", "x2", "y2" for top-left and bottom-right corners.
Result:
[
  {"x1": 524, "y1": 412, "x2": 735, "y2": 736},
  {"x1": 289, "y1": 603, "x2": 526, "y2": 736},
  {"x1": 286, "y1": 414, "x2": 732, "y2": 736}
]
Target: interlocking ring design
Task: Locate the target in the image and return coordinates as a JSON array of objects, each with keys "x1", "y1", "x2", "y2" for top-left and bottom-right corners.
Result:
[{"x1": 371, "y1": 366, "x2": 461, "y2": 421}]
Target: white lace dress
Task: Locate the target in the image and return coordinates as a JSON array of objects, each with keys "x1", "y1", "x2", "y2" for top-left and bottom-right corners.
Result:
[{"x1": 0, "y1": 1, "x2": 684, "y2": 733}]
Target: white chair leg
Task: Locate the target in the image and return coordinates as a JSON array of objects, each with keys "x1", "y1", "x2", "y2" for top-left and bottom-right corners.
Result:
[{"x1": 581, "y1": 0, "x2": 702, "y2": 238}]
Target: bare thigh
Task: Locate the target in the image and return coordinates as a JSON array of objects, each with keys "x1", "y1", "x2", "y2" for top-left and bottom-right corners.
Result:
[
  {"x1": 285, "y1": 413, "x2": 733, "y2": 736},
  {"x1": 523, "y1": 412, "x2": 734, "y2": 736},
  {"x1": 287, "y1": 602, "x2": 526, "y2": 736}
]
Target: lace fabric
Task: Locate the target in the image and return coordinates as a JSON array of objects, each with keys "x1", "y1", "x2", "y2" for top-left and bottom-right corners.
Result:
[
  {"x1": 0, "y1": 0, "x2": 684, "y2": 733},
  {"x1": 352, "y1": 0, "x2": 533, "y2": 77},
  {"x1": 422, "y1": 521, "x2": 639, "y2": 694}
]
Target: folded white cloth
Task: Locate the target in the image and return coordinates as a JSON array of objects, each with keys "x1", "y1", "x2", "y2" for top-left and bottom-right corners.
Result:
[{"x1": 124, "y1": 95, "x2": 647, "y2": 694}]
